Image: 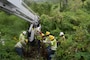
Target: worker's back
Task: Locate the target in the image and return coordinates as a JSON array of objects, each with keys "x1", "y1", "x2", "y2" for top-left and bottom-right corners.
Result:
[
  {"x1": 51, "y1": 39, "x2": 57, "y2": 50},
  {"x1": 19, "y1": 33, "x2": 25, "y2": 41}
]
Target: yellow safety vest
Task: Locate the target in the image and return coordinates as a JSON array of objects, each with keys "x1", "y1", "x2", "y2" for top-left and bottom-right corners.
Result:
[
  {"x1": 19, "y1": 33, "x2": 25, "y2": 41},
  {"x1": 15, "y1": 40, "x2": 26, "y2": 48},
  {"x1": 43, "y1": 36, "x2": 51, "y2": 47},
  {"x1": 51, "y1": 39, "x2": 57, "y2": 50}
]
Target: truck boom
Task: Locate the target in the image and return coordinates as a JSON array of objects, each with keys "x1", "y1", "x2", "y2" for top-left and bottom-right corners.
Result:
[{"x1": 0, "y1": 0, "x2": 41, "y2": 42}]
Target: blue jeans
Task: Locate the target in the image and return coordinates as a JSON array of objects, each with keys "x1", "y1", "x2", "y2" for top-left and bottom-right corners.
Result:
[
  {"x1": 47, "y1": 46, "x2": 55, "y2": 60},
  {"x1": 15, "y1": 47, "x2": 23, "y2": 57},
  {"x1": 47, "y1": 46, "x2": 51, "y2": 60}
]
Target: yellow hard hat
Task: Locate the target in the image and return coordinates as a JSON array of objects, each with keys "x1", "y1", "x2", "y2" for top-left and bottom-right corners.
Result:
[
  {"x1": 46, "y1": 31, "x2": 50, "y2": 36},
  {"x1": 49, "y1": 35, "x2": 54, "y2": 41},
  {"x1": 41, "y1": 33, "x2": 45, "y2": 37}
]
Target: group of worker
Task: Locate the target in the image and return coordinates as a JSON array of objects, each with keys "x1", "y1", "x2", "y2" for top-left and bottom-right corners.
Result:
[
  {"x1": 42, "y1": 31, "x2": 57, "y2": 60},
  {"x1": 14, "y1": 30, "x2": 65, "y2": 60}
]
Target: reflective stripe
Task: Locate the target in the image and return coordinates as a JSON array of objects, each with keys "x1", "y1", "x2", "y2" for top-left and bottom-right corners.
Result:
[
  {"x1": 15, "y1": 40, "x2": 26, "y2": 48},
  {"x1": 44, "y1": 37, "x2": 50, "y2": 47},
  {"x1": 15, "y1": 42, "x2": 22, "y2": 48}
]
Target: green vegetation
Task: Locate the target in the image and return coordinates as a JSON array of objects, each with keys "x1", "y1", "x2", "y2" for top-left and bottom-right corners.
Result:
[{"x1": 0, "y1": 0, "x2": 90, "y2": 60}]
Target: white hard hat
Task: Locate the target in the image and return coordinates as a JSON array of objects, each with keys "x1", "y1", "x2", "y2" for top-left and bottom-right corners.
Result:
[
  {"x1": 37, "y1": 27, "x2": 41, "y2": 32},
  {"x1": 36, "y1": 25, "x2": 41, "y2": 32},
  {"x1": 60, "y1": 32, "x2": 64, "y2": 36},
  {"x1": 23, "y1": 31, "x2": 26, "y2": 35}
]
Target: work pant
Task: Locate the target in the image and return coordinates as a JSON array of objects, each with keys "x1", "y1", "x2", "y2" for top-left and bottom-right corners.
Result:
[
  {"x1": 29, "y1": 39, "x2": 36, "y2": 46},
  {"x1": 47, "y1": 46, "x2": 55, "y2": 60},
  {"x1": 38, "y1": 40, "x2": 41, "y2": 53},
  {"x1": 15, "y1": 47, "x2": 23, "y2": 57}
]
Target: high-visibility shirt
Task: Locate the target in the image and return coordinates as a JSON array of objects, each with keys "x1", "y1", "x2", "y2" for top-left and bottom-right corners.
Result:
[
  {"x1": 19, "y1": 33, "x2": 25, "y2": 41},
  {"x1": 15, "y1": 42, "x2": 22, "y2": 48},
  {"x1": 51, "y1": 39, "x2": 57, "y2": 50},
  {"x1": 43, "y1": 36, "x2": 51, "y2": 47},
  {"x1": 15, "y1": 40, "x2": 26, "y2": 48},
  {"x1": 43, "y1": 36, "x2": 50, "y2": 42}
]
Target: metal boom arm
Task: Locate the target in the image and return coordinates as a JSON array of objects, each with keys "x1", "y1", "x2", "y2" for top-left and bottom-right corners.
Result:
[
  {"x1": 0, "y1": 0, "x2": 39, "y2": 25},
  {"x1": 0, "y1": 0, "x2": 41, "y2": 42}
]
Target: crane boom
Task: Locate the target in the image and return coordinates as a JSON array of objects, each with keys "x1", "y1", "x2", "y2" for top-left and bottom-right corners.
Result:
[
  {"x1": 0, "y1": 0, "x2": 41, "y2": 42},
  {"x1": 0, "y1": 0, "x2": 39, "y2": 25}
]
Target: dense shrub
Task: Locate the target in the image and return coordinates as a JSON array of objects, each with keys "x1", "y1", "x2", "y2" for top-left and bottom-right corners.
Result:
[{"x1": 0, "y1": 0, "x2": 90, "y2": 60}]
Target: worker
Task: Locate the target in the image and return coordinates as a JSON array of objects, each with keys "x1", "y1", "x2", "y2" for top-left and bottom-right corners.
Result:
[
  {"x1": 57, "y1": 32, "x2": 66, "y2": 46},
  {"x1": 46, "y1": 31, "x2": 50, "y2": 36},
  {"x1": 34, "y1": 24, "x2": 41, "y2": 35},
  {"x1": 46, "y1": 35, "x2": 57, "y2": 60},
  {"x1": 43, "y1": 31, "x2": 51, "y2": 55},
  {"x1": 19, "y1": 31, "x2": 27, "y2": 41},
  {"x1": 15, "y1": 39, "x2": 28, "y2": 57},
  {"x1": 43, "y1": 31, "x2": 50, "y2": 43},
  {"x1": 29, "y1": 25, "x2": 41, "y2": 46},
  {"x1": 59, "y1": 32, "x2": 66, "y2": 40},
  {"x1": 35, "y1": 32, "x2": 45, "y2": 54}
]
